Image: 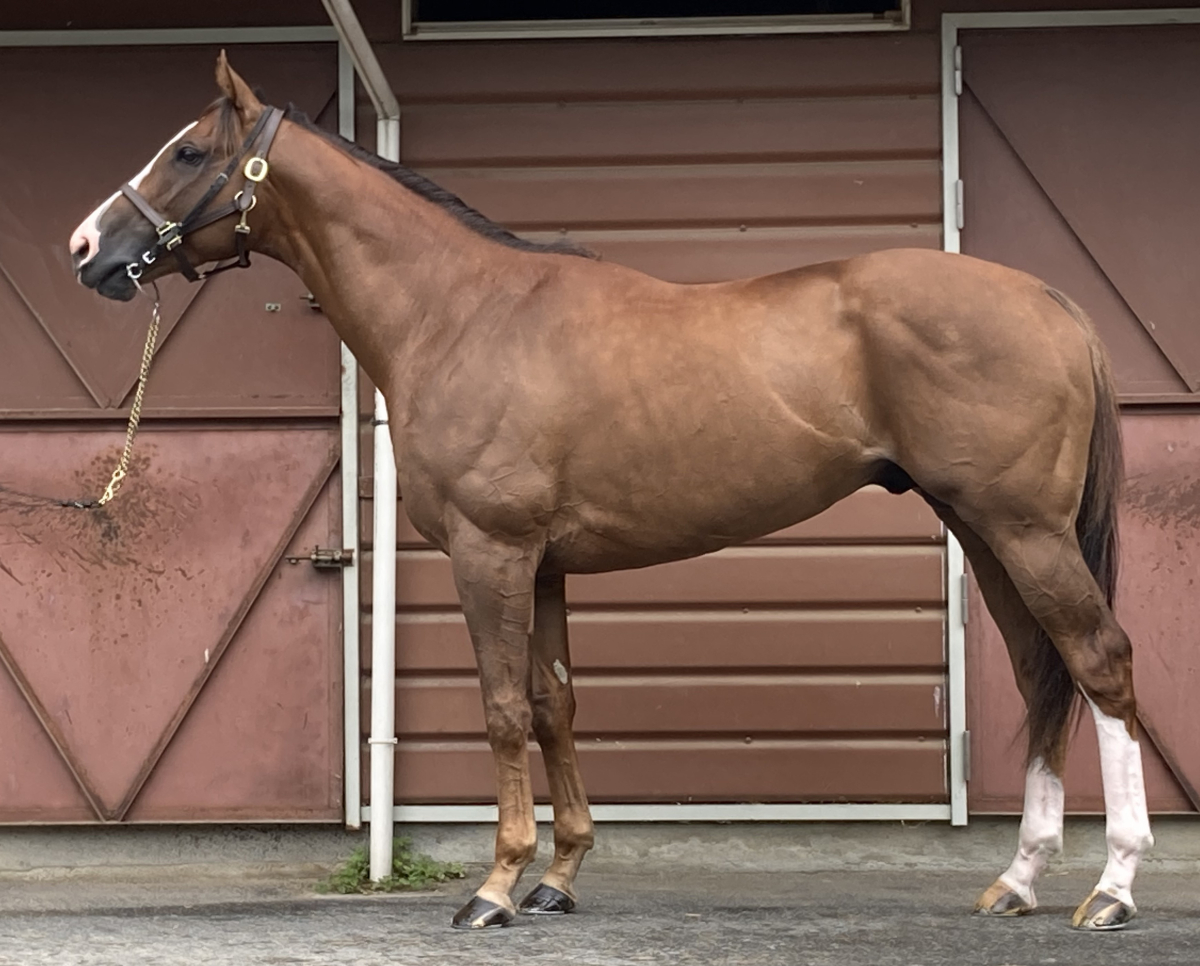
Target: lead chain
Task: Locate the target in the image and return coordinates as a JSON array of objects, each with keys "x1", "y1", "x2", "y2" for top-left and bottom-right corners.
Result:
[{"x1": 96, "y1": 272, "x2": 162, "y2": 507}]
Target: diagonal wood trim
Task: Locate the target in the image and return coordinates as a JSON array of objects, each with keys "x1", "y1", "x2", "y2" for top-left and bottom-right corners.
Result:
[
  {"x1": 961, "y1": 84, "x2": 1197, "y2": 393},
  {"x1": 0, "y1": 260, "x2": 106, "y2": 409},
  {"x1": 0, "y1": 631, "x2": 107, "y2": 821},
  {"x1": 1139, "y1": 713, "x2": 1200, "y2": 812},
  {"x1": 107, "y1": 283, "x2": 206, "y2": 410},
  {"x1": 112, "y1": 444, "x2": 341, "y2": 821}
]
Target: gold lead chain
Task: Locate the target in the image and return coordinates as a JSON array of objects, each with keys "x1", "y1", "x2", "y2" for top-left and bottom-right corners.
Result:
[{"x1": 97, "y1": 280, "x2": 161, "y2": 507}]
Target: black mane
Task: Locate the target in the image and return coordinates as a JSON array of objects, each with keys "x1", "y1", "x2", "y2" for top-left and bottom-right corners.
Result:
[{"x1": 214, "y1": 99, "x2": 593, "y2": 259}]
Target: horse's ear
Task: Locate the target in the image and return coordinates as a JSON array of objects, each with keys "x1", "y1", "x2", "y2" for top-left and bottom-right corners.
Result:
[{"x1": 215, "y1": 50, "x2": 263, "y2": 119}]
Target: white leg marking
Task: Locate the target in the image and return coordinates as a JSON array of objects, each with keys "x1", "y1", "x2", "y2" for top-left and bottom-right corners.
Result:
[
  {"x1": 69, "y1": 121, "x2": 198, "y2": 270},
  {"x1": 1087, "y1": 695, "x2": 1153, "y2": 909},
  {"x1": 998, "y1": 757, "x2": 1064, "y2": 907}
]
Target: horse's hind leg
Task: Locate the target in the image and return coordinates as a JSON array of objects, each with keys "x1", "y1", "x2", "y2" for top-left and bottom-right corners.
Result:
[
  {"x1": 930, "y1": 505, "x2": 1066, "y2": 917},
  {"x1": 519, "y1": 572, "x2": 595, "y2": 915},
  {"x1": 980, "y1": 519, "x2": 1153, "y2": 930}
]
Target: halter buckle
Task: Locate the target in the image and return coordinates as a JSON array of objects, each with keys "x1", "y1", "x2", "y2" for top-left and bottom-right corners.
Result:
[
  {"x1": 156, "y1": 221, "x2": 184, "y2": 251},
  {"x1": 244, "y1": 157, "x2": 269, "y2": 183}
]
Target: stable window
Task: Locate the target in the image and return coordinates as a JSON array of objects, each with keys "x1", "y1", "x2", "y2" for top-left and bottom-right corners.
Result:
[{"x1": 403, "y1": 0, "x2": 910, "y2": 39}]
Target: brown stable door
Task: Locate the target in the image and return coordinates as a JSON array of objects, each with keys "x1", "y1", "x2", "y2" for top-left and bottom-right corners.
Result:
[
  {"x1": 958, "y1": 23, "x2": 1200, "y2": 814},
  {"x1": 0, "y1": 43, "x2": 346, "y2": 822}
]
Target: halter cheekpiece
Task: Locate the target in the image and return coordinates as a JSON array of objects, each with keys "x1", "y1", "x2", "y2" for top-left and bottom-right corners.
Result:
[{"x1": 121, "y1": 105, "x2": 284, "y2": 283}]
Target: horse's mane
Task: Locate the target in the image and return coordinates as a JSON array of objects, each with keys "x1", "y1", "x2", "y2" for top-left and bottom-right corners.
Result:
[{"x1": 210, "y1": 97, "x2": 595, "y2": 259}]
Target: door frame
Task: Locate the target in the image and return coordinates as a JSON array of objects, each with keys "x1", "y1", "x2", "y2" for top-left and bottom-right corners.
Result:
[
  {"x1": 939, "y1": 5, "x2": 1200, "y2": 820},
  {"x1": 0, "y1": 25, "x2": 360, "y2": 829}
]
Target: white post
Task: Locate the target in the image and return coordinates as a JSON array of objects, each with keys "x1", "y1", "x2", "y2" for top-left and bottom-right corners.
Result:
[{"x1": 320, "y1": 0, "x2": 403, "y2": 883}]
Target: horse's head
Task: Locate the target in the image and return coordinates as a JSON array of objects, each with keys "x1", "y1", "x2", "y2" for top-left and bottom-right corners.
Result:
[{"x1": 70, "y1": 52, "x2": 275, "y2": 301}]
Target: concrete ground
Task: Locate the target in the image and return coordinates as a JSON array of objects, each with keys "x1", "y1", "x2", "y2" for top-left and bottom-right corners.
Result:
[
  {"x1": 0, "y1": 867, "x2": 1198, "y2": 966},
  {"x1": 3, "y1": 819, "x2": 1200, "y2": 965}
]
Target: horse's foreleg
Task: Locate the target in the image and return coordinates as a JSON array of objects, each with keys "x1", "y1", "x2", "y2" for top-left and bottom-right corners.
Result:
[
  {"x1": 520, "y1": 572, "x2": 594, "y2": 915},
  {"x1": 448, "y1": 536, "x2": 540, "y2": 930}
]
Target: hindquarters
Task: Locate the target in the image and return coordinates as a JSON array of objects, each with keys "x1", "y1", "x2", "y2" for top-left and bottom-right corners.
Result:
[{"x1": 842, "y1": 250, "x2": 1125, "y2": 765}]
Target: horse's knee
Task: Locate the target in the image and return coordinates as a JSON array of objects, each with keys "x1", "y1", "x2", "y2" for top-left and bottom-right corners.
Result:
[
  {"x1": 530, "y1": 688, "x2": 575, "y2": 743},
  {"x1": 483, "y1": 698, "x2": 532, "y2": 754}
]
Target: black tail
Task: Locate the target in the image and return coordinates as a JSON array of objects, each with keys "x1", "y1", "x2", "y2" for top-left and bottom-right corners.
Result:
[{"x1": 1025, "y1": 288, "x2": 1123, "y2": 766}]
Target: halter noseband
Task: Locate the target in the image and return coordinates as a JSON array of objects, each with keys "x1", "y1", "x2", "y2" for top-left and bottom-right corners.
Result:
[{"x1": 121, "y1": 105, "x2": 285, "y2": 283}]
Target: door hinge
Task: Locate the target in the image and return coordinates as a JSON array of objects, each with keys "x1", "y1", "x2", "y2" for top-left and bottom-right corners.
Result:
[
  {"x1": 285, "y1": 546, "x2": 355, "y2": 569},
  {"x1": 954, "y1": 179, "x2": 965, "y2": 231},
  {"x1": 953, "y1": 44, "x2": 962, "y2": 96},
  {"x1": 962, "y1": 730, "x2": 972, "y2": 783},
  {"x1": 960, "y1": 572, "x2": 969, "y2": 625}
]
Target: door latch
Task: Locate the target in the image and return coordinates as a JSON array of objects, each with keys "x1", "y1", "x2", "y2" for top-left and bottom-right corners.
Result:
[{"x1": 284, "y1": 546, "x2": 355, "y2": 569}]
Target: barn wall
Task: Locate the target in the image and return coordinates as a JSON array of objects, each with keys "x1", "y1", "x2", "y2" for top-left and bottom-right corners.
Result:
[{"x1": 350, "y1": 32, "x2": 950, "y2": 806}]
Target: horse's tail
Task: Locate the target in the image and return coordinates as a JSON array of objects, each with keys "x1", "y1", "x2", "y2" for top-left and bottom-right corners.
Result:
[{"x1": 1025, "y1": 287, "x2": 1123, "y2": 766}]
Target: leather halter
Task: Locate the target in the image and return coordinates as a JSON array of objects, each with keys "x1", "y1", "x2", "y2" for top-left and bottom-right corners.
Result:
[{"x1": 121, "y1": 106, "x2": 284, "y2": 283}]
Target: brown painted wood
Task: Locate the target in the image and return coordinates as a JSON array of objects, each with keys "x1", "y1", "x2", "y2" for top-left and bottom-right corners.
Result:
[
  {"x1": 372, "y1": 611, "x2": 946, "y2": 672},
  {"x1": 0, "y1": 430, "x2": 342, "y2": 823},
  {"x1": 126, "y1": 472, "x2": 344, "y2": 822},
  {"x1": 371, "y1": 674, "x2": 947, "y2": 738},
  {"x1": 382, "y1": 739, "x2": 948, "y2": 804},
  {"x1": 352, "y1": 28, "x2": 949, "y2": 809},
  {"x1": 963, "y1": 25, "x2": 1200, "y2": 391},
  {"x1": 377, "y1": 34, "x2": 939, "y2": 104},
  {"x1": 537, "y1": 225, "x2": 943, "y2": 284},
  {"x1": 0, "y1": 45, "x2": 339, "y2": 416},
  {"x1": 422, "y1": 160, "x2": 940, "y2": 230},
  {"x1": 960, "y1": 25, "x2": 1200, "y2": 814},
  {"x1": 958, "y1": 87, "x2": 1187, "y2": 398},
  {"x1": 363, "y1": 545, "x2": 944, "y2": 609},
  {"x1": 114, "y1": 450, "x2": 340, "y2": 820},
  {"x1": 0, "y1": 45, "x2": 345, "y2": 825},
  {"x1": 399, "y1": 95, "x2": 940, "y2": 166}
]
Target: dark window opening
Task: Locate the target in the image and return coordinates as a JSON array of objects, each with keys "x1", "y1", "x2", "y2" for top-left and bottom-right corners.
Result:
[{"x1": 415, "y1": 1, "x2": 902, "y2": 22}]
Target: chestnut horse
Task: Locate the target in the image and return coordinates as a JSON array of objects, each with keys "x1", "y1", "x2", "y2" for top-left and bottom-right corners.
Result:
[{"x1": 70, "y1": 55, "x2": 1151, "y2": 931}]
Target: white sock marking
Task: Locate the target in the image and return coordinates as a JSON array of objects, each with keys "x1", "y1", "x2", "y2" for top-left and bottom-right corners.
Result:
[
  {"x1": 1086, "y1": 695, "x2": 1153, "y2": 909},
  {"x1": 998, "y1": 757, "x2": 1064, "y2": 907},
  {"x1": 70, "y1": 121, "x2": 198, "y2": 270}
]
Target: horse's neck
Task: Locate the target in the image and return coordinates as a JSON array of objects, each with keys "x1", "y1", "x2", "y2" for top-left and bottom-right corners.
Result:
[{"x1": 258, "y1": 123, "x2": 539, "y2": 398}]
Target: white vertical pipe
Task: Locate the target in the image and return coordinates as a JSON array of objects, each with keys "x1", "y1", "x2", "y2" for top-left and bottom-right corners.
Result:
[
  {"x1": 368, "y1": 387, "x2": 398, "y2": 879},
  {"x1": 320, "y1": 0, "x2": 402, "y2": 883},
  {"x1": 368, "y1": 114, "x2": 401, "y2": 883}
]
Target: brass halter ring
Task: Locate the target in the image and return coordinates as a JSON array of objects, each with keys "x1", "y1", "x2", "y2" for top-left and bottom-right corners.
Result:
[{"x1": 244, "y1": 157, "x2": 269, "y2": 182}]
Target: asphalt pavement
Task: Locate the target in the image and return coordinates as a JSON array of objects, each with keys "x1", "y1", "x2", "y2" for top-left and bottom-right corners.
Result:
[{"x1": 0, "y1": 868, "x2": 1197, "y2": 966}]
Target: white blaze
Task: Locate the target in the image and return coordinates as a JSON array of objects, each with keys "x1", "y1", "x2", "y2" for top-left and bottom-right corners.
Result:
[
  {"x1": 69, "y1": 121, "x2": 199, "y2": 270},
  {"x1": 998, "y1": 757, "x2": 1064, "y2": 906},
  {"x1": 1086, "y1": 695, "x2": 1153, "y2": 908}
]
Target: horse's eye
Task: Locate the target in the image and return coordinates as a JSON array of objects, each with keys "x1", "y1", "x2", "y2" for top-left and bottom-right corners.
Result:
[{"x1": 175, "y1": 145, "x2": 205, "y2": 166}]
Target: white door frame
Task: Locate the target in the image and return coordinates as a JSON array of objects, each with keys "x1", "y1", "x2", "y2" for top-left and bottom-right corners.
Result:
[{"x1": 0, "y1": 26, "x2": 361, "y2": 830}]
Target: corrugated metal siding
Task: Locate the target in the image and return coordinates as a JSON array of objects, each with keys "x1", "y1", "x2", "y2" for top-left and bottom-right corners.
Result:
[{"x1": 359, "y1": 32, "x2": 948, "y2": 805}]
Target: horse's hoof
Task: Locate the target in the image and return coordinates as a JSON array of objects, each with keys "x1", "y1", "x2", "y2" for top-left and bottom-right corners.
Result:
[
  {"x1": 1072, "y1": 890, "x2": 1136, "y2": 931},
  {"x1": 519, "y1": 883, "x2": 576, "y2": 915},
  {"x1": 451, "y1": 895, "x2": 515, "y2": 930},
  {"x1": 974, "y1": 879, "x2": 1034, "y2": 917}
]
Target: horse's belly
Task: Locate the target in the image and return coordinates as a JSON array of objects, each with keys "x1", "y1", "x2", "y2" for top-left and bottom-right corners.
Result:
[{"x1": 543, "y1": 455, "x2": 869, "y2": 574}]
